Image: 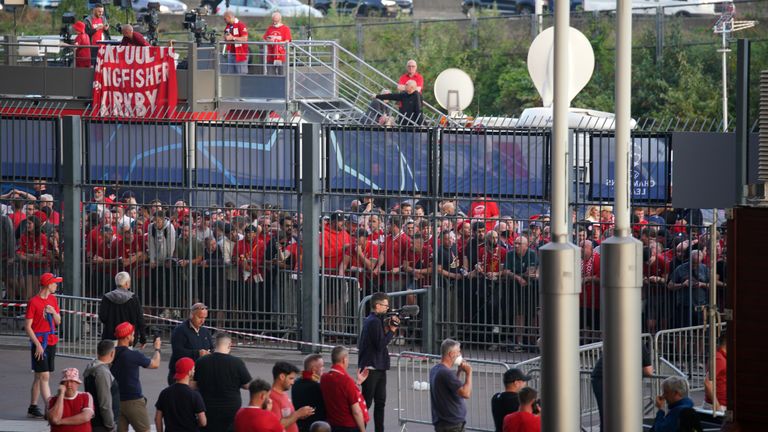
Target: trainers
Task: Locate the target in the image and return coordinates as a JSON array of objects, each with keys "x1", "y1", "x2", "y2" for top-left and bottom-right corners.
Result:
[{"x1": 27, "y1": 405, "x2": 44, "y2": 419}]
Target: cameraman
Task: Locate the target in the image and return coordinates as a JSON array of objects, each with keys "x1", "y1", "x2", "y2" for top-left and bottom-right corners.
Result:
[
  {"x1": 357, "y1": 292, "x2": 399, "y2": 432},
  {"x1": 120, "y1": 25, "x2": 150, "y2": 47}
]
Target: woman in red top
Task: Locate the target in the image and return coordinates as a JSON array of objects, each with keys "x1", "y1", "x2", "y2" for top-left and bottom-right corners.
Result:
[
  {"x1": 17, "y1": 215, "x2": 49, "y2": 299},
  {"x1": 72, "y1": 21, "x2": 91, "y2": 68}
]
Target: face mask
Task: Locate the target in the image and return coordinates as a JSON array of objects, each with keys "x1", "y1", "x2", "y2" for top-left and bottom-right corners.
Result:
[{"x1": 453, "y1": 355, "x2": 464, "y2": 368}]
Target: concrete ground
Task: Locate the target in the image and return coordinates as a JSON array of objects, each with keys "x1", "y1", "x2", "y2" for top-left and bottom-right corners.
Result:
[{"x1": 0, "y1": 337, "x2": 439, "y2": 432}]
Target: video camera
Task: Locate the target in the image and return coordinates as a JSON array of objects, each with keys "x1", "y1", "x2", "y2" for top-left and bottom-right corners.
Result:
[
  {"x1": 59, "y1": 12, "x2": 76, "y2": 44},
  {"x1": 386, "y1": 304, "x2": 420, "y2": 327},
  {"x1": 135, "y1": 1, "x2": 160, "y2": 45},
  {"x1": 183, "y1": 7, "x2": 216, "y2": 46}
]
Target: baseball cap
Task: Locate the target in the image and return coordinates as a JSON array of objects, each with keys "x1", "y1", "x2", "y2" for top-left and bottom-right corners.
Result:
[
  {"x1": 529, "y1": 221, "x2": 543, "y2": 229},
  {"x1": 348, "y1": 214, "x2": 360, "y2": 225},
  {"x1": 114, "y1": 322, "x2": 135, "y2": 339},
  {"x1": 503, "y1": 368, "x2": 531, "y2": 385},
  {"x1": 330, "y1": 211, "x2": 347, "y2": 222},
  {"x1": 173, "y1": 357, "x2": 195, "y2": 381},
  {"x1": 40, "y1": 272, "x2": 63, "y2": 286},
  {"x1": 60, "y1": 368, "x2": 82, "y2": 384}
]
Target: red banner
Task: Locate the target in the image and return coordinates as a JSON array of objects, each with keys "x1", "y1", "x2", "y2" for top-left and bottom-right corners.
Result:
[{"x1": 92, "y1": 46, "x2": 178, "y2": 117}]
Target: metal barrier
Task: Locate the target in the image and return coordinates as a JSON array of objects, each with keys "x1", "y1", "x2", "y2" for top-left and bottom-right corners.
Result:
[
  {"x1": 358, "y1": 288, "x2": 428, "y2": 353},
  {"x1": 55, "y1": 295, "x2": 102, "y2": 359},
  {"x1": 654, "y1": 322, "x2": 726, "y2": 391},
  {"x1": 321, "y1": 273, "x2": 361, "y2": 340},
  {"x1": 397, "y1": 351, "x2": 510, "y2": 432}
]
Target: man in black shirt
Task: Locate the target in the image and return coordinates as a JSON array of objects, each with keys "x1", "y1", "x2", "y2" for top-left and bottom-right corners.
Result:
[
  {"x1": 193, "y1": 332, "x2": 252, "y2": 432},
  {"x1": 490, "y1": 368, "x2": 530, "y2": 432},
  {"x1": 292, "y1": 354, "x2": 327, "y2": 432},
  {"x1": 169, "y1": 303, "x2": 214, "y2": 385},
  {"x1": 155, "y1": 357, "x2": 207, "y2": 432},
  {"x1": 358, "y1": 292, "x2": 399, "y2": 432},
  {"x1": 374, "y1": 80, "x2": 423, "y2": 125}
]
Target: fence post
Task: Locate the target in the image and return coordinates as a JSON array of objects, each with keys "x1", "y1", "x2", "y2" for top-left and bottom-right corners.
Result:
[
  {"x1": 356, "y1": 24, "x2": 364, "y2": 59},
  {"x1": 300, "y1": 123, "x2": 322, "y2": 353},
  {"x1": 413, "y1": 20, "x2": 421, "y2": 52},
  {"x1": 655, "y1": 7, "x2": 664, "y2": 64},
  {"x1": 61, "y1": 115, "x2": 83, "y2": 344}
]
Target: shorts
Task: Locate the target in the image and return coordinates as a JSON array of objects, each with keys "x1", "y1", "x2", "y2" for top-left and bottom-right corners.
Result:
[{"x1": 30, "y1": 344, "x2": 56, "y2": 373}]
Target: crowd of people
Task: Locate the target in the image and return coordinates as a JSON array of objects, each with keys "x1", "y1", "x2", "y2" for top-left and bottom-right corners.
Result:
[{"x1": 0, "y1": 182, "x2": 727, "y2": 348}]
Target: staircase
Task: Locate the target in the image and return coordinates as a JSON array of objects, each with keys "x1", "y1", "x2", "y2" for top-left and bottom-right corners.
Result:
[{"x1": 287, "y1": 40, "x2": 449, "y2": 126}]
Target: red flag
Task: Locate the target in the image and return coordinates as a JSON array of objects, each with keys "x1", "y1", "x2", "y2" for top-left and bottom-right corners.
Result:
[{"x1": 91, "y1": 45, "x2": 178, "y2": 118}]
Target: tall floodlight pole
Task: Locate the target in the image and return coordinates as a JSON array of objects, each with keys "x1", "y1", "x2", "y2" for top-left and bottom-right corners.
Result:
[
  {"x1": 710, "y1": 6, "x2": 755, "y2": 412},
  {"x1": 539, "y1": 0, "x2": 581, "y2": 431},
  {"x1": 602, "y1": 1, "x2": 643, "y2": 431}
]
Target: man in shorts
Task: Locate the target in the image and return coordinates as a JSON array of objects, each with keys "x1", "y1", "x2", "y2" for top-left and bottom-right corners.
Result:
[{"x1": 25, "y1": 272, "x2": 63, "y2": 418}]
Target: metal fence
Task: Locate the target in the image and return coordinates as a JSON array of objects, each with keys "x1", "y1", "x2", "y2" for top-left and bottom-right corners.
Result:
[
  {"x1": 396, "y1": 351, "x2": 510, "y2": 431},
  {"x1": 0, "y1": 103, "x2": 739, "y2": 364}
]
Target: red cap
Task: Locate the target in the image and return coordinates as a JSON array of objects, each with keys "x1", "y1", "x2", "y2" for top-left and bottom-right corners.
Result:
[
  {"x1": 40, "y1": 273, "x2": 63, "y2": 286},
  {"x1": 173, "y1": 357, "x2": 195, "y2": 381},
  {"x1": 114, "y1": 322, "x2": 135, "y2": 339}
]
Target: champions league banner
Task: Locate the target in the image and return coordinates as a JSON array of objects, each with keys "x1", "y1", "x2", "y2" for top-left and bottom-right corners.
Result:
[
  {"x1": 590, "y1": 134, "x2": 669, "y2": 202},
  {"x1": 92, "y1": 46, "x2": 178, "y2": 117}
]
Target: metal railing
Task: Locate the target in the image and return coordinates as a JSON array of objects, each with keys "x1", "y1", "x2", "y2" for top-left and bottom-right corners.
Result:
[
  {"x1": 654, "y1": 322, "x2": 726, "y2": 391},
  {"x1": 396, "y1": 351, "x2": 510, "y2": 432}
]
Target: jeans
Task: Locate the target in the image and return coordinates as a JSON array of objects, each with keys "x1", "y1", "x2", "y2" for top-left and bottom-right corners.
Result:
[
  {"x1": 226, "y1": 53, "x2": 248, "y2": 74},
  {"x1": 434, "y1": 421, "x2": 465, "y2": 432},
  {"x1": 591, "y1": 375, "x2": 604, "y2": 431},
  {"x1": 361, "y1": 369, "x2": 387, "y2": 432}
]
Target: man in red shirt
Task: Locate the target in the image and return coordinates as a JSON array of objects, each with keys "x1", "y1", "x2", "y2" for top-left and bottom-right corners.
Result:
[
  {"x1": 120, "y1": 25, "x2": 150, "y2": 47},
  {"x1": 48, "y1": 368, "x2": 95, "y2": 432},
  {"x1": 322, "y1": 212, "x2": 351, "y2": 274},
  {"x1": 374, "y1": 215, "x2": 411, "y2": 291},
  {"x1": 339, "y1": 228, "x2": 379, "y2": 295},
  {"x1": 403, "y1": 232, "x2": 432, "y2": 290},
  {"x1": 502, "y1": 387, "x2": 541, "y2": 432},
  {"x1": 224, "y1": 11, "x2": 249, "y2": 74},
  {"x1": 704, "y1": 334, "x2": 728, "y2": 410},
  {"x1": 85, "y1": 3, "x2": 110, "y2": 64},
  {"x1": 397, "y1": 59, "x2": 423, "y2": 93},
  {"x1": 263, "y1": 12, "x2": 291, "y2": 75},
  {"x1": 579, "y1": 239, "x2": 601, "y2": 334},
  {"x1": 234, "y1": 378, "x2": 283, "y2": 432},
  {"x1": 320, "y1": 346, "x2": 369, "y2": 432},
  {"x1": 269, "y1": 362, "x2": 314, "y2": 432},
  {"x1": 25, "y1": 272, "x2": 63, "y2": 419}
]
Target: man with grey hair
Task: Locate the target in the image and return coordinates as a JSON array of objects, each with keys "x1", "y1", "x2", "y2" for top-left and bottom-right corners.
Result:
[
  {"x1": 375, "y1": 80, "x2": 423, "y2": 125},
  {"x1": 429, "y1": 339, "x2": 472, "y2": 432},
  {"x1": 668, "y1": 248, "x2": 710, "y2": 328},
  {"x1": 99, "y1": 271, "x2": 146, "y2": 347},
  {"x1": 651, "y1": 376, "x2": 694, "y2": 432}
]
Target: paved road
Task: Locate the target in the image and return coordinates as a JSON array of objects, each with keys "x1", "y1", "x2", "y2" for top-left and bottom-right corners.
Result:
[{"x1": 0, "y1": 343, "x2": 440, "y2": 432}]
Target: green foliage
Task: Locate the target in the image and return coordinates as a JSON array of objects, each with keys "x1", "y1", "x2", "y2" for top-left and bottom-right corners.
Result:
[{"x1": 1, "y1": 7, "x2": 767, "y2": 121}]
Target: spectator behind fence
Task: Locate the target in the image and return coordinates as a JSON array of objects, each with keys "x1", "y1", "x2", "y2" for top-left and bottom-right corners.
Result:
[
  {"x1": 84, "y1": 340, "x2": 120, "y2": 432},
  {"x1": 0, "y1": 213, "x2": 14, "y2": 300},
  {"x1": 48, "y1": 368, "x2": 95, "y2": 431},
  {"x1": 194, "y1": 332, "x2": 252, "y2": 432},
  {"x1": 263, "y1": 12, "x2": 291, "y2": 75},
  {"x1": 155, "y1": 357, "x2": 207, "y2": 432},
  {"x1": 234, "y1": 378, "x2": 283, "y2": 432},
  {"x1": 120, "y1": 25, "x2": 150, "y2": 47},
  {"x1": 358, "y1": 292, "x2": 399, "y2": 432},
  {"x1": 320, "y1": 346, "x2": 370, "y2": 432},
  {"x1": 25, "y1": 272, "x2": 62, "y2": 419},
  {"x1": 491, "y1": 368, "x2": 531, "y2": 432},
  {"x1": 18, "y1": 215, "x2": 50, "y2": 300},
  {"x1": 397, "y1": 59, "x2": 424, "y2": 93},
  {"x1": 148, "y1": 211, "x2": 176, "y2": 306},
  {"x1": 668, "y1": 249, "x2": 710, "y2": 328},
  {"x1": 704, "y1": 333, "x2": 728, "y2": 411},
  {"x1": 579, "y1": 239, "x2": 601, "y2": 333},
  {"x1": 111, "y1": 322, "x2": 161, "y2": 432},
  {"x1": 374, "y1": 81, "x2": 423, "y2": 125},
  {"x1": 292, "y1": 354, "x2": 327, "y2": 432},
  {"x1": 651, "y1": 376, "x2": 695, "y2": 432},
  {"x1": 502, "y1": 387, "x2": 540, "y2": 432},
  {"x1": 100, "y1": 271, "x2": 146, "y2": 347},
  {"x1": 430, "y1": 339, "x2": 472, "y2": 432},
  {"x1": 169, "y1": 303, "x2": 213, "y2": 385},
  {"x1": 270, "y1": 361, "x2": 315, "y2": 432}
]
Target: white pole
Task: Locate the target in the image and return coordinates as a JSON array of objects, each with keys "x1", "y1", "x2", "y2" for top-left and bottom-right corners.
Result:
[
  {"x1": 722, "y1": 30, "x2": 729, "y2": 132},
  {"x1": 539, "y1": 1, "x2": 581, "y2": 431}
]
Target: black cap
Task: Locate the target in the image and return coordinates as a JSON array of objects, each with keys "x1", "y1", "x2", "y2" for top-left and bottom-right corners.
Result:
[
  {"x1": 330, "y1": 211, "x2": 347, "y2": 222},
  {"x1": 244, "y1": 225, "x2": 257, "y2": 234},
  {"x1": 503, "y1": 368, "x2": 531, "y2": 385}
]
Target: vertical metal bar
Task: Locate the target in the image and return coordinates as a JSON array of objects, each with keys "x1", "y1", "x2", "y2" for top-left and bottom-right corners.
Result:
[
  {"x1": 300, "y1": 123, "x2": 321, "y2": 352},
  {"x1": 734, "y1": 39, "x2": 750, "y2": 206},
  {"x1": 62, "y1": 115, "x2": 82, "y2": 297},
  {"x1": 540, "y1": 0, "x2": 581, "y2": 430},
  {"x1": 603, "y1": 0, "x2": 643, "y2": 431}
]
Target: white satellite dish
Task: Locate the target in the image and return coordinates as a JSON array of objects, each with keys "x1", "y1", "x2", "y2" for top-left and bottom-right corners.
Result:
[
  {"x1": 527, "y1": 26, "x2": 595, "y2": 107},
  {"x1": 433, "y1": 68, "x2": 474, "y2": 115}
]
